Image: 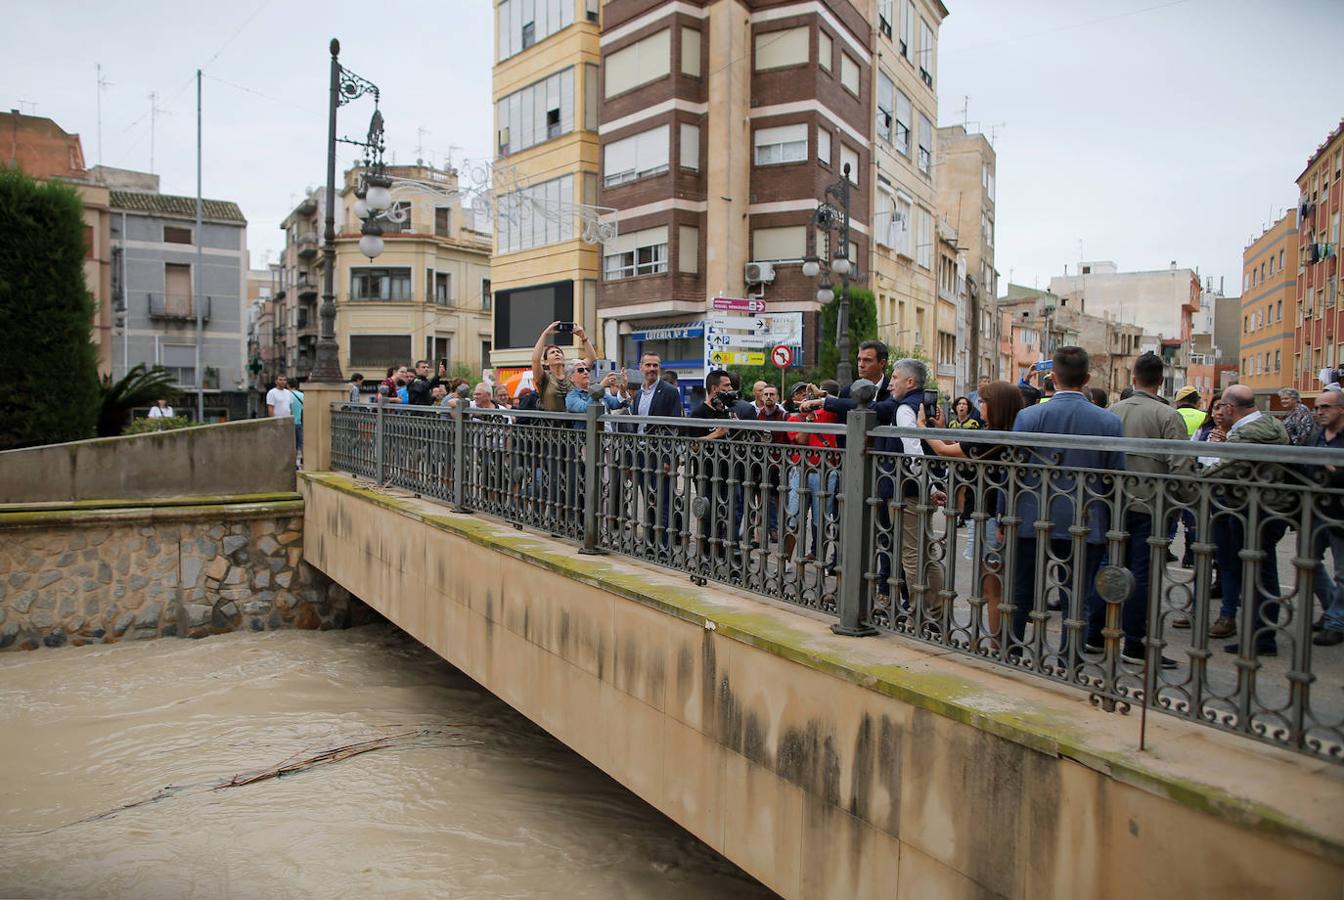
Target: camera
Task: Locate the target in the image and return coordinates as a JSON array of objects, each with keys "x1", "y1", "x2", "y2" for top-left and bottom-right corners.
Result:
[
  {"x1": 554, "y1": 322, "x2": 575, "y2": 333},
  {"x1": 709, "y1": 388, "x2": 740, "y2": 413}
]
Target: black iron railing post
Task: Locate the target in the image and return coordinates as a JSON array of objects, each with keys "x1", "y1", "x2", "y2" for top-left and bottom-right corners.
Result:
[
  {"x1": 374, "y1": 393, "x2": 385, "y2": 484},
  {"x1": 833, "y1": 406, "x2": 878, "y2": 637},
  {"x1": 579, "y1": 403, "x2": 605, "y2": 555},
  {"x1": 452, "y1": 401, "x2": 470, "y2": 513}
]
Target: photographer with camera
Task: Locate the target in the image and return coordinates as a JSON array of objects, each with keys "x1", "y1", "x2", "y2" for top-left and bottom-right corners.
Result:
[{"x1": 689, "y1": 370, "x2": 755, "y2": 564}]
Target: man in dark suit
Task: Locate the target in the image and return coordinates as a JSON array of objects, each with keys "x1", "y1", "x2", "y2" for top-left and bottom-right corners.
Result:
[
  {"x1": 626, "y1": 353, "x2": 683, "y2": 554},
  {"x1": 1005, "y1": 346, "x2": 1126, "y2": 662},
  {"x1": 821, "y1": 340, "x2": 892, "y2": 416}
]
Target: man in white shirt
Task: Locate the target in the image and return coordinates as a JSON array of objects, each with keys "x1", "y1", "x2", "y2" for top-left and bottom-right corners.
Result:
[{"x1": 266, "y1": 375, "x2": 295, "y2": 418}]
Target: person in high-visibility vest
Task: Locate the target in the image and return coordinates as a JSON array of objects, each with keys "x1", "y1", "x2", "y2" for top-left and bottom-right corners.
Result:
[{"x1": 1173, "y1": 385, "x2": 1204, "y2": 437}]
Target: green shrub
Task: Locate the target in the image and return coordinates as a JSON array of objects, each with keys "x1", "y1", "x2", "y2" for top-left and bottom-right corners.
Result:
[
  {"x1": 123, "y1": 415, "x2": 201, "y2": 435},
  {"x1": 0, "y1": 167, "x2": 101, "y2": 449}
]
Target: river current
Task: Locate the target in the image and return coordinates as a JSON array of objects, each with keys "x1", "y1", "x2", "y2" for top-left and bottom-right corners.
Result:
[{"x1": 0, "y1": 625, "x2": 771, "y2": 898}]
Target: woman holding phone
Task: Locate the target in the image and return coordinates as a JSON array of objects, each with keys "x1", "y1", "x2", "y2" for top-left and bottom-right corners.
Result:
[{"x1": 531, "y1": 321, "x2": 597, "y2": 413}]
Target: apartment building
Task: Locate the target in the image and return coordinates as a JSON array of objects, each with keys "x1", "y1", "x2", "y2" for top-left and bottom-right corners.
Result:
[
  {"x1": 934, "y1": 220, "x2": 962, "y2": 394},
  {"x1": 1050, "y1": 260, "x2": 1199, "y2": 345},
  {"x1": 870, "y1": 0, "x2": 948, "y2": 364},
  {"x1": 1293, "y1": 119, "x2": 1343, "y2": 397},
  {"x1": 490, "y1": 0, "x2": 603, "y2": 377},
  {"x1": 935, "y1": 123, "x2": 996, "y2": 382},
  {"x1": 1239, "y1": 211, "x2": 1297, "y2": 394},
  {"x1": 272, "y1": 163, "x2": 492, "y2": 383}
]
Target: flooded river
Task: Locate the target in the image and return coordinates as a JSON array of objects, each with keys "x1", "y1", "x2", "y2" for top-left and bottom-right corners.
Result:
[{"x1": 0, "y1": 625, "x2": 771, "y2": 899}]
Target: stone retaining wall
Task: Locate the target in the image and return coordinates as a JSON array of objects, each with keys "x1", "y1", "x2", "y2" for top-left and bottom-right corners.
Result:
[{"x1": 0, "y1": 496, "x2": 376, "y2": 651}]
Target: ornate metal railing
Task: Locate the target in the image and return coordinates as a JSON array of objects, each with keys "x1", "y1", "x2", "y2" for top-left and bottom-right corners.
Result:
[{"x1": 329, "y1": 400, "x2": 1344, "y2": 762}]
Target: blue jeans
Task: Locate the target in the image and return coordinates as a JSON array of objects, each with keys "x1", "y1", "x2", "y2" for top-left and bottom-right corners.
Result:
[
  {"x1": 1011, "y1": 538, "x2": 1106, "y2": 654},
  {"x1": 786, "y1": 466, "x2": 838, "y2": 558},
  {"x1": 1086, "y1": 512, "x2": 1154, "y2": 649},
  {"x1": 1317, "y1": 526, "x2": 1344, "y2": 632},
  {"x1": 1213, "y1": 514, "x2": 1288, "y2": 649}
]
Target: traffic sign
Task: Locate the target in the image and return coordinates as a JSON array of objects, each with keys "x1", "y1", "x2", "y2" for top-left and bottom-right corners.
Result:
[
  {"x1": 770, "y1": 344, "x2": 793, "y2": 369},
  {"x1": 712, "y1": 297, "x2": 767, "y2": 313},
  {"x1": 710, "y1": 350, "x2": 765, "y2": 366}
]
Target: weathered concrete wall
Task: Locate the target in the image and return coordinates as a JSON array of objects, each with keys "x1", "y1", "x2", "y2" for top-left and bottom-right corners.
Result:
[
  {"x1": 0, "y1": 496, "x2": 370, "y2": 651},
  {"x1": 301, "y1": 472, "x2": 1344, "y2": 900},
  {"x1": 0, "y1": 418, "x2": 295, "y2": 504}
]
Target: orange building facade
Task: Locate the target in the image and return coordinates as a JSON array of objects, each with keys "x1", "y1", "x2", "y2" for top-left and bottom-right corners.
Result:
[
  {"x1": 1239, "y1": 211, "x2": 1297, "y2": 393},
  {"x1": 1293, "y1": 119, "x2": 1343, "y2": 396}
]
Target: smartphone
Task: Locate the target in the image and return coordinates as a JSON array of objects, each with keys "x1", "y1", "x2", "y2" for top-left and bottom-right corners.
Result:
[
  {"x1": 554, "y1": 322, "x2": 575, "y2": 333},
  {"x1": 922, "y1": 389, "x2": 939, "y2": 420},
  {"x1": 1033, "y1": 360, "x2": 1054, "y2": 372}
]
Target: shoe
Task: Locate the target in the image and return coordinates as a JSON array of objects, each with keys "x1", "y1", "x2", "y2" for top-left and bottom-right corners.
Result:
[
  {"x1": 1208, "y1": 616, "x2": 1236, "y2": 639},
  {"x1": 1313, "y1": 616, "x2": 1327, "y2": 632},
  {"x1": 1122, "y1": 645, "x2": 1179, "y2": 669},
  {"x1": 1313, "y1": 630, "x2": 1344, "y2": 647},
  {"x1": 1083, "y1": 638, "x2": 1104, "y2": 653},
  {"x1": 1224, "y1": 642, "x2": 1277, "y2": 657},
  {"x1": 1170, "y1": 615, "x2": 1191, "y2": 630},
  {"x1": 1180, "y1": 551, "x2": 1194, "y2": 568},
  {"x1": 1166, "y1": 549, "x2": 1180, "y2": 564}
]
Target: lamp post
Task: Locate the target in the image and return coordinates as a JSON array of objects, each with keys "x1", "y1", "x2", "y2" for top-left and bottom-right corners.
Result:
[
  {"x1": 313, "y1": 38, "x2": 388, "y2": 383},
  {"x1": 802, "y1": 162, "x2": 855, "y2": 387}
]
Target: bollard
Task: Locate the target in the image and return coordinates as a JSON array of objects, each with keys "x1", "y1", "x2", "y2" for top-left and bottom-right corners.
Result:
[
  {"x1": 579, "y1": 402, "x2": 605, "y2": 555},
  {"x1": 832, "y1": 405, "x2": 878, "y2": 637}
]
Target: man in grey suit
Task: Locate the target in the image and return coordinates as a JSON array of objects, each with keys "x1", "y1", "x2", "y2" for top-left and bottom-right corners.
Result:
[{"x1": 1005, "y1": 346, "x2": 1126, "y2": 659}]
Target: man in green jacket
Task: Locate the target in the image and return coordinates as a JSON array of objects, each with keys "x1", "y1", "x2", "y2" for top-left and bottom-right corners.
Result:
[{"x1": 1207, "y1": 384, "x2": 1290, "y2": 656}]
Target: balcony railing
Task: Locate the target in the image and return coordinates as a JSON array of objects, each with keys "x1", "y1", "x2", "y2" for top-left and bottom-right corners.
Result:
[
  {"x1": 147, "y1": 293, "x2": 211, "y2": 322},
  {"x1": 330, "y1": 400, "x2": 1344, "y2": 763},
  {"x1": 296, "y1": 232, "x2": 319, "y2": 259}
]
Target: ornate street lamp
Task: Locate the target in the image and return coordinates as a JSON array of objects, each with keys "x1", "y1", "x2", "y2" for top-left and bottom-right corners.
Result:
[
  {"x1": 313, "y1": 38, "x2": 386, "y2": 383},
  {"x1": 803, "y1": 163, "x2": 856, "y2": 387}
]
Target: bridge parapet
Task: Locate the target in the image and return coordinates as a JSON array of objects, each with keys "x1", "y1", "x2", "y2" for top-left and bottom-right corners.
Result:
[{"x1": 301, "y1": 471, "x2": 1344, "y2": 899}]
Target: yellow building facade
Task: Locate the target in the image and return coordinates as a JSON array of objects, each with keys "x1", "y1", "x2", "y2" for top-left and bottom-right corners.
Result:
[
  {"x1": 1239, "y1": 211, "x2": 1297, "y2": 393},
  {"x1": 490, "y1": 0, "x2": 604, "y2": 371}
]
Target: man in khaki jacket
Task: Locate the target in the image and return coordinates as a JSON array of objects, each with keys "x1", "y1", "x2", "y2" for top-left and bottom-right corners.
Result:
[{"x1": 1086, "y1": 352, "x2": 1187, "y2": 668}]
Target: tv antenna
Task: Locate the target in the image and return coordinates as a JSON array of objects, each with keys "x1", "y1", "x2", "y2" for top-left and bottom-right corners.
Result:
[
  {"x1": 416, "y1": 126, "x2": 431, "y2": 164},
  {"x1": 987, "y1": 122, "x2": 1006, "y2": 146},
  {"x1": 97, "y1": 64, "x2": 114, "y2": 167},
  {"x1": 147, "y1": 91, "x2": 170, "y2": 174}
]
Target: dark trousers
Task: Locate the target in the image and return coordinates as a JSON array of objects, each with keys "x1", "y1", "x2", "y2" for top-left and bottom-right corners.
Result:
[
  {"x1": 1011, "y1": 538, "x2": 1106, "y2": 653},
  {"x1": 1086, "y1": 512, "x2": 1155, "y2": 650},
  {"x1": 1213, "y1": 514, "x2": 1288, "y2": 650},
  {"x1": 633, "y1": 450, "x2": 676, "y2": 550}
]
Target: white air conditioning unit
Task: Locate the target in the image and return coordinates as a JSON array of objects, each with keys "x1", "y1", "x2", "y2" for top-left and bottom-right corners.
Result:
[{"x1": 745, "y1": 261, "x2": 776, "y2": 285}]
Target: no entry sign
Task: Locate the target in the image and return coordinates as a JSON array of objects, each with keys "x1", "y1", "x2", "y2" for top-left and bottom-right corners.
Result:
[{"x1": 770, "y1": 344, "x2": 793, "y2": 369}]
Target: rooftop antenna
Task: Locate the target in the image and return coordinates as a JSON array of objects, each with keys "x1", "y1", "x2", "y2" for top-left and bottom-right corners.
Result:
[
  {"x1": 416, "y1": 126, "x2": 431, "y2": 165},
  {"x1": 96, "y1": 63, "x2": 114, "y2": 167},
  {"x1": 17, "y1": 100, "x2": 37, "y2": 115},
  {"x1": 444, "y1": 143, "x2": 463, "y2": 172},
  {"x1": 959, "y1": 95, "x2": 970, "y2": 128},
  {"x1": 147, "y1": 91, "x2": 170, "y2": 174},
  {"x1": 988, "y1": 122, "x2": 1006, "y2": 145}
]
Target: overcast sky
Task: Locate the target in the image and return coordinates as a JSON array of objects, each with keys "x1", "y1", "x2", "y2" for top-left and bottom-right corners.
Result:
[{"x1": 5, "y1": 0, "x2": 1342, "y2": 295}]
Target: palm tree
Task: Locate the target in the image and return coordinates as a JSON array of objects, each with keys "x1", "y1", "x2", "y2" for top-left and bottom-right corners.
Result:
[{"x1": 97, "y1": 365, "x2": 181, "y2": 437}]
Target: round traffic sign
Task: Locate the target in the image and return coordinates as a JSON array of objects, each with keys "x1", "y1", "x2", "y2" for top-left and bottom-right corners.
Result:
[{"x1": 770, "y1": 344, "x2": 793, "y2": 369}]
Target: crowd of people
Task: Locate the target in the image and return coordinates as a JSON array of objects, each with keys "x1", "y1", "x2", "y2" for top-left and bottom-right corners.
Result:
[{"x1": 314, "y1": 324, "x2": 1343, "y2": 663}]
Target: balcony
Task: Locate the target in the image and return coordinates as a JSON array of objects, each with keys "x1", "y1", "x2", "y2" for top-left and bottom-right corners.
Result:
[
  {"x1": 147, "y1": 293, "x2": 211, "y2": 323},
  {"x1": 296, "y1": 231, "x2": 319, "y2": 259},
  {"x1": 296, "y1": 272, "x2": 318, "y2": 300}
]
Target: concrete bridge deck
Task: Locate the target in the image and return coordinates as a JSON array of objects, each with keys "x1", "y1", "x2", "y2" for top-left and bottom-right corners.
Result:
[{"x1": 300, "y1": 471, "x2": 1344, "y2": 899}]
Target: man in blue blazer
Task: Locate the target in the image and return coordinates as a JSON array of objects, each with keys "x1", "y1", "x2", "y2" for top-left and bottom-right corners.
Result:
[
  {"x1": 625, "y1": 353, "x2": 683, "y2": 554},
  {"x1": 1004, "y1": 346, "x2": 1126, "y2": 660}
]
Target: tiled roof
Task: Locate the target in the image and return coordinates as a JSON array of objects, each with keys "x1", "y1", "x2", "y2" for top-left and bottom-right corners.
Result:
[{"x1": 109, "y1": 190, "x2": 246, "y2": 224}]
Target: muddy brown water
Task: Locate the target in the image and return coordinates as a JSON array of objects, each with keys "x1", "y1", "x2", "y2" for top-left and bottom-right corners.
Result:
[{"x1": 0, "y1": 625, "x2": 772, "y2": 899}]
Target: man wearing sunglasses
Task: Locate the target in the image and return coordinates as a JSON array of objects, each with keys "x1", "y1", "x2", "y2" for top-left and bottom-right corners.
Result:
[{"x1": 1310, "y1": 388, "x2": 1344, "y2": 646}]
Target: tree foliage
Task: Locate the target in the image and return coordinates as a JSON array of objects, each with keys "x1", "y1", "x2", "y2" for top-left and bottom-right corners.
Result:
[
  {"x1": 97, "y1": 364, "x2": 181, "y2": 437},
  {"x1": 0, "y1": 167, "x2": 101, "y2": 449},
  {"x1": 814, "y1": 285, "x2": 879, "y2": 380}
]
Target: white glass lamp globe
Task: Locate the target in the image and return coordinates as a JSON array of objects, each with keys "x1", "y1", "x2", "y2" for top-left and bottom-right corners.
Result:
[
  {"x1": 353, "y1": 198, "x2": 369, "y2": 219},
  {"x1": 364, "y1": 184, "x2": 392, "y2": 212},
  {"x1": 359, "y1": 233, "x2": 384, "y2": 259}
]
